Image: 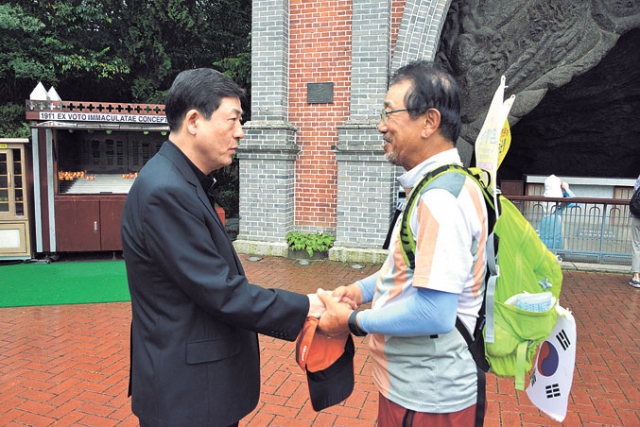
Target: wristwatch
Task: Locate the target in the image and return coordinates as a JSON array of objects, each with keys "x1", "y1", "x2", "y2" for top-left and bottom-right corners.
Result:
[{"x1": 348, "y1": 311, "x2": 367, "y2": 336}]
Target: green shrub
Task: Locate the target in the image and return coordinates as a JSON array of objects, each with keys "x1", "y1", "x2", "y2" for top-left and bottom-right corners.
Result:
[{"x1": 285, "y1": 232, "x2": 336, "y2": 257}]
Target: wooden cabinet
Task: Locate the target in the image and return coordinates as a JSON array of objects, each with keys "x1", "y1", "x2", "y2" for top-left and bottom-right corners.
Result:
[
  {"x1": 55, "y1": 198, "x2": 101, "y2": 251},
  {"x1": 0, "y1": 140, "x2": 33, "y2": 259},
  {"x1": 99, "y1": 198, "x2": 125, "y2": 250},
  {"x1": 54, "y1": 196, "x2": 125, "y2": 252}
]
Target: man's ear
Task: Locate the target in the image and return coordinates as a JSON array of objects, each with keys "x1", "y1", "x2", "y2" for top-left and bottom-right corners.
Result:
[
  {"x1": 185, "y1": 109, "x2": 200, "y2": 135},
  {"x1": 421, "y1": 108, "x2": 441, "y2": 139}
]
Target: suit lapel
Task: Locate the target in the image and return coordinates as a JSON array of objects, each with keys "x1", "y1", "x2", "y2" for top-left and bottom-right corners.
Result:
[
  {"x1": 159, "y1": 142, "x2": 222, "y2": 226},
  {"x1": 159, "y1": 142, "x2": 244, "y2": 274},
  {"x1": 198, "y1": 185, "x2": 224, "y2": 230},
  {"x1": 200, "y1": 187, "x2": 244, "y2": 274},
  {"x1": 201, "y1": 188, "x2": 244, "y2": 274}
]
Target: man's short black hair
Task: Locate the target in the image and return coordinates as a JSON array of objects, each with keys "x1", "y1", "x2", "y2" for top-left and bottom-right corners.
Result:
[
  {"x1": 165, "y1": 68, "x2": 245, "y2": 132},
  {"x1": 390, "y1": 61, "x2": 462, "y2": 144}
]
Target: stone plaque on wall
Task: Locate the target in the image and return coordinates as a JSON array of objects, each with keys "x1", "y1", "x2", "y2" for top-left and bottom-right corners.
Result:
[{"x1": 307, "y1": 82, "x2": 334, "y2": 104}]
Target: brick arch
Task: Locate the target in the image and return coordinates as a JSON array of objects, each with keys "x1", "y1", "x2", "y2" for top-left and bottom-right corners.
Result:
[{"x1": 392, "y1": 0, "x2": 453, "y2": 71}]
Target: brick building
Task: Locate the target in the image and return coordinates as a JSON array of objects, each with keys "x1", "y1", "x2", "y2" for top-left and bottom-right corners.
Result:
[{"x1": 234, "y1": 0, "x2": 455, "y2": 262}]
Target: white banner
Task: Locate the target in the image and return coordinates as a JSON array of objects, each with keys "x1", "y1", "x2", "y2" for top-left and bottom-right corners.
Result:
[
  {"x1": 526, "y1": 306, "x2": 576, "y2": 422},
  {"x1": 39, "y1": 111, "x2": 167, "y2": 124},
  {"x1": 474, "y1": 75, "x2": 515, "y2": 211}
]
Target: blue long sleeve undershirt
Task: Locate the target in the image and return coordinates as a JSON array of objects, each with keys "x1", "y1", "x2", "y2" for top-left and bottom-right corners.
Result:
[
  {"x1": 354, "y1": 284, "x2": 459, "y2": 337},
  {"x1": 356, "y1": 273, "x2": 377, "y2": 304}
]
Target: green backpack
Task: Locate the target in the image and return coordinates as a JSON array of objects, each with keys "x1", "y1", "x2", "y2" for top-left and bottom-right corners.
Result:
[{"x1": 396, "y1": 164, "x2": 563, "y2": 391}]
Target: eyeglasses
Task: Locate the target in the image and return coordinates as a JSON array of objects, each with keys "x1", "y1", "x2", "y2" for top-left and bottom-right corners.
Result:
[{"x1": 380, "y1": 108, "x2": 411, "y2": 122}]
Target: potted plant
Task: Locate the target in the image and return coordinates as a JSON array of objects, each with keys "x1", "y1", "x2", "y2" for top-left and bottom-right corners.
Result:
[{"x1": 286, "y1": 231, "x2": 336, "y2": 259}]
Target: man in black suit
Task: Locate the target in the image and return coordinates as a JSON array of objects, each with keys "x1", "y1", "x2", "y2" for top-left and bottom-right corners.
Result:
[{"x1": 121, "y1": 68, "x2": 325, "y2": 427}]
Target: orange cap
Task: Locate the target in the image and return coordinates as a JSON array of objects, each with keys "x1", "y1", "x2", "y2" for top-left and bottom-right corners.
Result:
[
  {"x1": 296, "y1": 317, "x2": 349, "y2": 372},
  {"x1": 296, "y1": 317, "x2": 355, "y2": 411}
]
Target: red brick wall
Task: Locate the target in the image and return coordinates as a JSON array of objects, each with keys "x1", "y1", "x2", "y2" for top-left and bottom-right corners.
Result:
[
  {"x1": 391, "y1": 0, "x2": 406, "y2": 57},
  {"x1": 289, "y1": 1, "x2": 352, "y2": 230},
  {"x1": 288, "y1": 1, "x2": 406, "y2": 230}
]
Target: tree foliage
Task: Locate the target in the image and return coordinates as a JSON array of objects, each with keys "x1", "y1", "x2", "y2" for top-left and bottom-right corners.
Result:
[{"x1": 0, "y1": 0, "x2": 252, "y2": 137}]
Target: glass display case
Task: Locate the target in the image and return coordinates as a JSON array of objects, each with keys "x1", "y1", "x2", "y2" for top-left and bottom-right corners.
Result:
[
  {"x1": 25, "y1": 99, "x2": 171, "y2": 255},
  {"x1": 56, "y1": 130, "x2": 163, "y2": 194},
  {"x1": 0, "y1": 139, "x2": 32, "y2": 259},
  {"x1": 52, "y1": 130, "x2": 164, "y2": 252}
]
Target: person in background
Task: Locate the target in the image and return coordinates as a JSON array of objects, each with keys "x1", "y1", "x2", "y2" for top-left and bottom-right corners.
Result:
[
  {"x1": 317, "y1": 61, "x2": 488, "y2": 427},
  {"x1": 538, "y1": 174, "x2": 576, "y2": 251},
  {"x1": 121, "y1": 68, "x2": 325, "y2": 427},
  {"x1": 630, "y1": 174, "x2": 640, "y2": 288}
]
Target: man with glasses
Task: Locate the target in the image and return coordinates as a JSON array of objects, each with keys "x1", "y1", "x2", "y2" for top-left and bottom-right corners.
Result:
[{"x1": 318, "y1": 61, "x2": 488, "y2": 426}]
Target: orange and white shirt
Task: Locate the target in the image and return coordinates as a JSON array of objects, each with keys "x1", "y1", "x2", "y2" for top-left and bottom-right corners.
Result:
[{"x1": 356, "y1": 149, "x2": 488, "y2": 413}]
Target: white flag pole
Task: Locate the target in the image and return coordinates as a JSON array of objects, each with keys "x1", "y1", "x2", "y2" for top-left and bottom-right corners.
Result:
[{"x1": 474, "y1": 76, "x2": 515, "y2": 216}]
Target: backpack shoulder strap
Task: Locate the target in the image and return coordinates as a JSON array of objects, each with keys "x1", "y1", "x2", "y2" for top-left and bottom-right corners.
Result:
[{"x1": 399, "y1": 164, "x2": 495, "y2": 270}]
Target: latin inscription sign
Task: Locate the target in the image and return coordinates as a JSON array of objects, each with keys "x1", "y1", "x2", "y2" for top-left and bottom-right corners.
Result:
[
  {"x1": 38, "y1": 112, "x2": 167, "y2": 124},
  {"x1": 307, "y1": 82, "x2": 334, "y2": 104}
]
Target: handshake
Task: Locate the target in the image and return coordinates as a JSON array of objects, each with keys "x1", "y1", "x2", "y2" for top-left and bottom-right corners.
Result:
[{"x1": 306, "y1": 284, "x2": 364, "y2": 338}]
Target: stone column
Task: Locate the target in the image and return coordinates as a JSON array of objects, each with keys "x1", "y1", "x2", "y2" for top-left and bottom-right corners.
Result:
[
  {"x1": 330, "y1": 0, "x2": 393, "y2": 264},
  {"x1": 234, "y1": 0, "x2": 297, "y2": 257}
]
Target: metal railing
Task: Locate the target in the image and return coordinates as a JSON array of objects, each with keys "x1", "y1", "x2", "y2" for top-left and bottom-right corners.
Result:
[{"x1": 507, "y1": 195, "x2": 632, "y2": 264}]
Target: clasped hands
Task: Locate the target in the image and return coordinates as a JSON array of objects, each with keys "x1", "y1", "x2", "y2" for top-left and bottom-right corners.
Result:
[{"x1": 307, "y1": 284, "x2": 363, "y2": 338}]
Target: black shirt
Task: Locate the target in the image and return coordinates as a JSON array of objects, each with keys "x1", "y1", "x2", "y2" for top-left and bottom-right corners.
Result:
[{"x1": 166, "y1": 140, "x2": 216, "y2": 202}]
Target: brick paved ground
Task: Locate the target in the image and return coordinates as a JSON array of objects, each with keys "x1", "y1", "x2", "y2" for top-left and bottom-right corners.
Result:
[{"x1": 0, "y1": 255, "x2": 638, "y2": 426}]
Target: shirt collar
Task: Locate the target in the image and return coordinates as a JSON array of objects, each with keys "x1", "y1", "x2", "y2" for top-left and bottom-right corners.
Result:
[
  {"x1": 167, "y1": 140, "x2": 216, "y2": 193},
  {"x1": 397, "y1": 149, "x2": 462, "y2": 190}
]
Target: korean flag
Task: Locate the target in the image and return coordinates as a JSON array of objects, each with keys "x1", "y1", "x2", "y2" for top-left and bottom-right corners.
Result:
[{"x1": 526, "y1": 305, "x2": 576, "y2": 422}]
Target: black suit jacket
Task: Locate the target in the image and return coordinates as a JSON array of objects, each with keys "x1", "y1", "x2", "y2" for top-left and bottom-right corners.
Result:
[{"x1": 121, "y1": 142, "x2": 309, "y2": 427}]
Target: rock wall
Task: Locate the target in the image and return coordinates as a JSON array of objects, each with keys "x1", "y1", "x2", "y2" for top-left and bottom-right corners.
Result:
[{"x1": 435, "y1": 0, "x2": 640, "y2": 178}]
